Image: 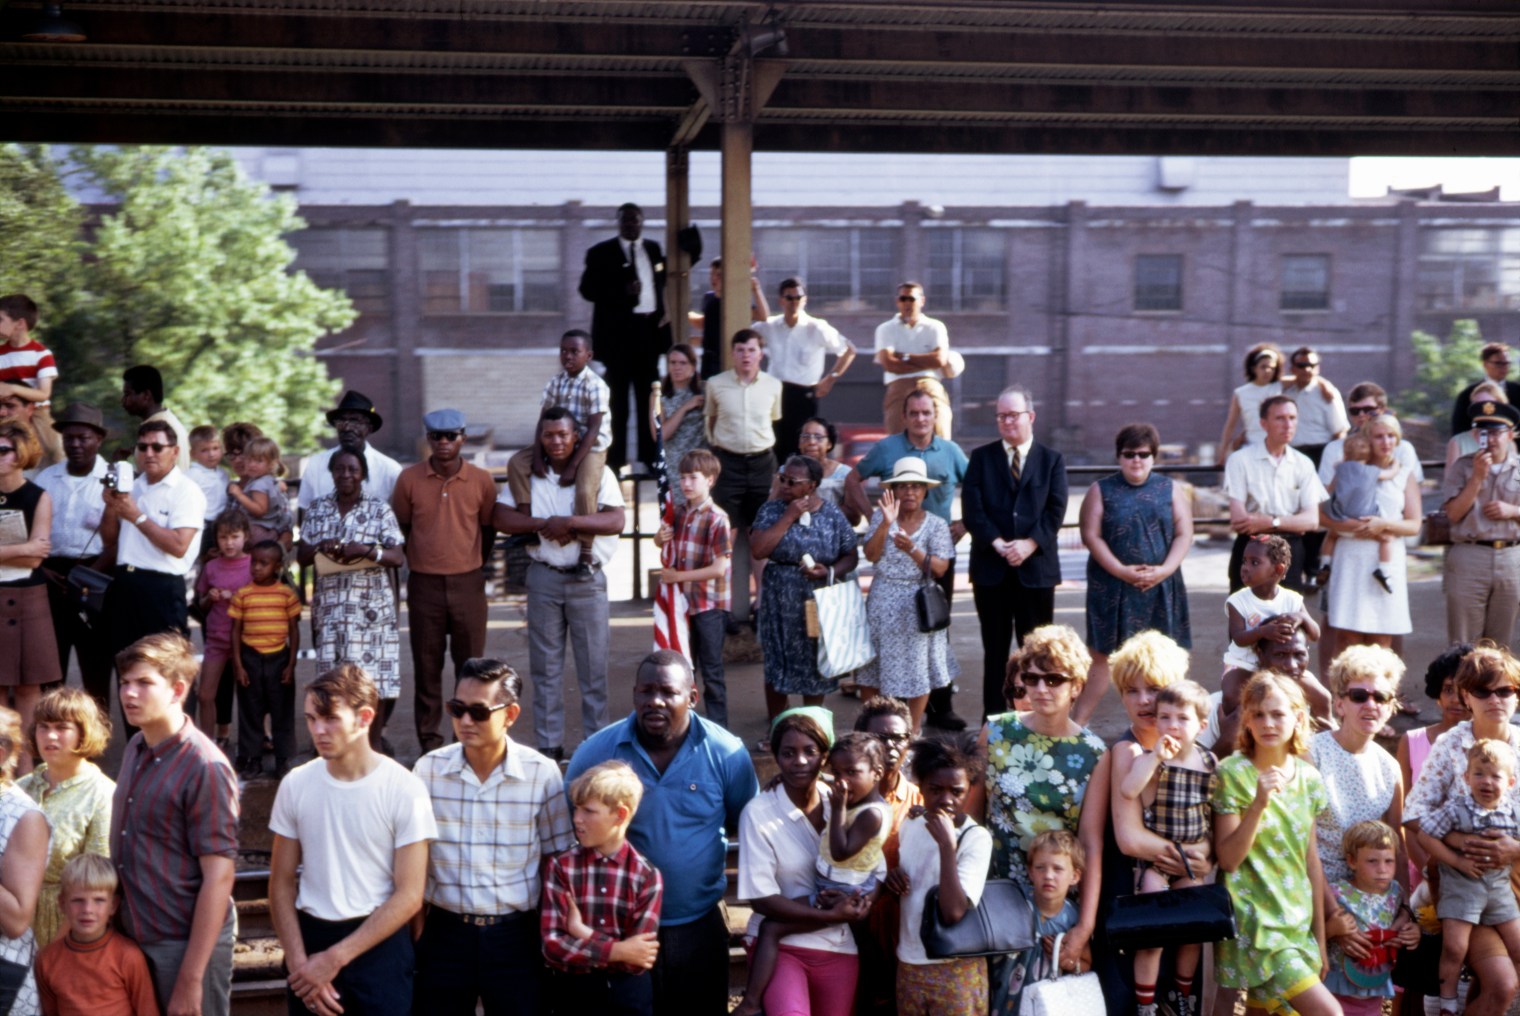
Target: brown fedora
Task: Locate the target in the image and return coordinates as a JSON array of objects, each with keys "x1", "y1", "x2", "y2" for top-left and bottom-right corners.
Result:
[{"x1": 50, "y1": 402, "x2": 108, "y2": 437}]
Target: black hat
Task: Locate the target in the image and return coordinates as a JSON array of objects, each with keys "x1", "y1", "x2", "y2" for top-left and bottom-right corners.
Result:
[
  {"x1": 325, "y1": 390, "x2": 383, "y2": 433},
  {"x1": 1469, "y1": 400, "x2": 1520, "y2": 429},
  {"x1": 51, "y1": 402, "x2": 108, "y2": 437}
]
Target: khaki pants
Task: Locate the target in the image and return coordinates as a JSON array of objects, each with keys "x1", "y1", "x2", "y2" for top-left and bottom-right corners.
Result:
[
  {"x1": 883, "y1": 377, "x2": 952, "y2": 439},
  {"x1": 32, "y1": 405, "x2": 63, "y2": 467},
  {"x1": 1444, "y1": 541, "x2": 1520, "y2": 648}
]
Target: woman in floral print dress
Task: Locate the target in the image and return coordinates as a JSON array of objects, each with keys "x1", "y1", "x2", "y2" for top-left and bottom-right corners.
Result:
[{"x1": 967, "y1": 624, "x2": 1108, "y2": 1015}]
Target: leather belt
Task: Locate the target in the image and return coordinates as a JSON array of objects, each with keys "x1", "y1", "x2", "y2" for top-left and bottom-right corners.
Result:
[{"x1": 1459, "y1": 540, "x2": 1520, "y2": 549}]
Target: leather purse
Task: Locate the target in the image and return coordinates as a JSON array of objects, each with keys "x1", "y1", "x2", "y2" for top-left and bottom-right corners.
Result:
[
  {"x1": 915, "y1": 580, "x2": 951, "y2": 632},
  {"x1": 1420, "y1": 509, "x2": 1452, "y2": 547},
  {"x1": 66, "y1": 564, "x2": 112, "y2": 618},
  {"x1": 1104, "y1": 848, "x2": 1237, "y2": 952},
  {"x1": 922, "y1": 876, "x2": 1036, "y2": 959}
]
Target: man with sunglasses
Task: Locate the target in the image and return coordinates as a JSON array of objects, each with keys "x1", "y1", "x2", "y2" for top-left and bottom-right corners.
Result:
[
  {"x1": 1451, "y1": 342, "x2": 1520, "y2": 439},
  {"x1": 99, "y1": 420, "x2": 205, "y2": 661},
  {"x1": 1318, "y1": 382, "x2": 1425, "y2": 490},
  {"x1": 1282, "y1": 346, "x2": 1348, "y2": 468},
  {"x1": 755, "y1": 277, "x2": 856, "y2": 460},
  {"x1": 1443, "y1": 400, "x2": 1520, "y2": 647},
  {"x1": 874, "y1": 281, "x2": 954, "y2": 439},
  {"x1": 392, "y1": 409, "x2": 498, "y2": 754},
  {"x1": 413, "y1": 658, "x2": 573, "y2": 1016}
]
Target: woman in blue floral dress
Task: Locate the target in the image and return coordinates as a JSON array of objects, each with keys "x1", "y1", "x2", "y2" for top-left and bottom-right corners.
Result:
[{"x1": 968, "y1": 624, "x2": 1108, "y2": 1015}]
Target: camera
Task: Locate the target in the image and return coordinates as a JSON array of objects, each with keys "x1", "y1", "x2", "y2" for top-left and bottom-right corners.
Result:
[{"x1": 102, "y1": 462, "x2": 133, "y2": 491}]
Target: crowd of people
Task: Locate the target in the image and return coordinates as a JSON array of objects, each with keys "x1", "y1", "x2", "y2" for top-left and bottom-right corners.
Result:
[{"x1": 0, "y1": 234, "x2": 1518, "y2": 1016}]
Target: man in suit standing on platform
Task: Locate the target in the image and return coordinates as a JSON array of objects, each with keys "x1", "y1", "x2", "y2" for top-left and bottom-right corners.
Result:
[
  {"x1": 962, "y1": 385, "x2": 1068, "y2": 720},
  {"x1": 579, "y1": 202, "x2": 671, "y2": 472}
]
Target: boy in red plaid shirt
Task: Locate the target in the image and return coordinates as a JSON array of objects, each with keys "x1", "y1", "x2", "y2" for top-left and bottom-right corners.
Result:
[
  {"x1": 542, "y1": 760, "x2": 663, "y2": 1015},
  {"x1": 653, "y1": 449, "x2": 733, "y2": 727}
]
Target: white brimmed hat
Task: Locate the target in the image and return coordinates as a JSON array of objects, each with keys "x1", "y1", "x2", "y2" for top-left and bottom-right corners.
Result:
[{"x1": 882, "y1": 457, "x2": 941, "y2": 487}]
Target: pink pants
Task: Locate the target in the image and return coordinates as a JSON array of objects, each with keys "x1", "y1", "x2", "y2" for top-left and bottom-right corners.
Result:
[
  {"x1": 763, "y1": 945, "x2": 859, "y2": 1016},
  {"x1": 1334, "y1": 996, "x2": 1386, "y2": 1016}
]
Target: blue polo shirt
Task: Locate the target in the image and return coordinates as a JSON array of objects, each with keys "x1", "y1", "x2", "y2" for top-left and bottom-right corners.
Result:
[
  {"x1": 565, "y1": 713, "x2": 758, "y2": 926},
  {"x1": 852, "y1": 431, "x2": 969, "y2": 522}
]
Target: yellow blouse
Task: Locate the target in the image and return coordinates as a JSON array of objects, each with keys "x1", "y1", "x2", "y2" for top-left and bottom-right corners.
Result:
[{"x1": 18, "y1": 761, "x2": 114, "y2": 949}]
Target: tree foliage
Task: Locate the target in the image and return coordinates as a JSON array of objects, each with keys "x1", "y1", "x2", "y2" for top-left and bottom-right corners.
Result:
[
  {"x1": 0, "y1": 145, "x2": 353, "y2": 454},
  {"x1": 1394, "y1": 319, "x2": 1486, "y2": 437}
]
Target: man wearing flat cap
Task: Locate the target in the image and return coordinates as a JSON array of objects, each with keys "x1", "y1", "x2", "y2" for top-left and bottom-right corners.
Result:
[
  {"x1": 34, "y1": 402, "x2": 114, "y2": 707},
  {"x1": 1443, "y1": 399, "x2": 1520, "y2": 646},
  {"x1": 297, "y1": 390, "x2": 404, "y2": 513},
  {"x1": 392, "y1": 409, "x2": 498, "y2": 752}
]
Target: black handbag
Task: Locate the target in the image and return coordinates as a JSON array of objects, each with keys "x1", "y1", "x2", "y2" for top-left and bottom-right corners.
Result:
[
  {"x1": 915, "y1": 580, "x2": 950, "y2": 632},
  {"x1": 66, "y1": 564, "x2": 112, "y2": 618},
  {"x1": 1104, "y1": 848, "x2": 1237, "y2": 952},
  {"x1": 922, "y1": 877, "x2": 1036, "y2": 958}
]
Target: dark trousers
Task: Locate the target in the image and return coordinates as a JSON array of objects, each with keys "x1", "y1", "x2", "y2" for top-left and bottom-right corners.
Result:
[
  {"x1": 290, "y1": 912, "x2": 412, "y2": 1016},
  {"x1": 43, "y1": 555, "x2": 114, "y2": 708},
  {"x1": 604, "y1": 315, "x2": 662, "y2": 470},
  {"x1": 237, "y1": 644, "x2": 294, "y2": 763},
  {"x1": 107, "y1": 566, "x2": 190, "y2": 733},
  {"x1": 414, "y1": 906, "x2": 541, "y2": 1016},
  {"x1": 550, "y1": 968, "x2": 653, "y2": 1016},
  {"x1": 774, "y1": 382, "x2": 819, "y2": 462},
  {"x1": 651, "y1": 904, "x2": 729, "y2": 1016},
  {"x1": 973, "y1": 572, "x2": 1055, "y2": 719},
  {"x1": 1228, "y1": 532, "x2": 1310, "y2": 595},
  {"x1": 711, "y1": 448, "x2": 776, "y2": 531},
  {"x1": 1294, "y1": 443, "x2": 1329, "y2": 572},
  {"x1": 690, "y1": 608, "x2": 728, "y2": 728},
  {"x1": 926, "y1": 566, "x2": 957, "y2": 719},
  {"x1": 407, "y1": 570, "x2": 488, "y2": 753}
]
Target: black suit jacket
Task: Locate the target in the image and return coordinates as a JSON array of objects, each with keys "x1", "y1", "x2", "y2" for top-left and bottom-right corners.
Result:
[
  {"x1": 962, "y1": 439, "x2": 1068, "y2": 589},
  {"x1": 578, "y1": 236, "x2": 669, "y2": 365},
  {"x1": 1452, "y1": 379, "x2": 1520, "y2": 436}
]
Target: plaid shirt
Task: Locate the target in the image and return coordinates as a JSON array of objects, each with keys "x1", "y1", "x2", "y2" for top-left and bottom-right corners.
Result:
[
  {"x1": 541, "y1": 841, "x2": 663, "y2": 972},
  {"x1": 414, "y1": 741, "x2": 574, "y2": 915},
  {"x1": 1145, "y1": 749, "x2": 1217, "y2": 845},
  {"x1": 542, "y1": 369, "x2": 612, "y2": 453},
  {"x1": 669, "y1": 497, "x2": 732, "y2": 614},
  {"x1": 1422, "y1": 795, "x2": 1520, "y2": 840}
]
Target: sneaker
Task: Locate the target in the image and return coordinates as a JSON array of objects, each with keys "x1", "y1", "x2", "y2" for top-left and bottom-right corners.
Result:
[{"x1": 1160, "y1": 991, "x2": 1194, "y2": 1016}]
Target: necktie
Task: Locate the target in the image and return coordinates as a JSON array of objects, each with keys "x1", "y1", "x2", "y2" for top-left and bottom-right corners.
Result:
[{"x1": 1010, "y1": 447, "x2": 1021, "y2": 486}]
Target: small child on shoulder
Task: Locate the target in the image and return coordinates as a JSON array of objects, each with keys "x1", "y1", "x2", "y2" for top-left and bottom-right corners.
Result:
[
  {"x1": 1324, "y1": 820, "x2": 1420, "y2": 1016},
  {"x1": 542, "y1": 760, "x2": 663, "y2": 1016},
  {"x1": 1118, "y1": 678, "x2": 1217, "y2": 1016},
  {"x1": 1319, "y1": 429, "x2": 1400, "y2": 594},
  {"x1": 35, "y1": 852, "x2": 160, "y2": 1016}
]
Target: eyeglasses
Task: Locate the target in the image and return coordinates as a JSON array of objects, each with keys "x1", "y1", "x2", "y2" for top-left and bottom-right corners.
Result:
[
  {"x1": 1348, "y1": 405, "x2": 1381, "y2": 417},
  {"x1": 1020, "y1": 672, "x2": 1073, "y2": 689},
  {"x1": 897, "y1": 295, "x2": 920, "y2": 303},
  {"x1": 1293, "y1": 360, "x2": 1320, "y2": 369},
  {"x1": 1342, "y1": 688, "x2": 1394, "y2": 705},
  {"x1": 874, "y1": 731, "x2": 911, "y2": 745},
  {"x1": 1469, "y1": 686, "x2": 1519, "y2": 700},
  {"x1": 0, "y1": 446, "x2": 15, "y2": 458},
  {"x1": 427, "y1": 431, "x2": 464, "y2": 442},
  {"x1": 798, "y1": 431, "x2": 828, "y2": 443},
  {"x1": 136, "y1": 442, "x2": 172, "y2": 453},
  {"x1": 1490, "y1": 359, "x2": 1512, "y2": 367},
  {"x1": 445, "y1": 699, "x2": 508, "y2": 722},
  {"x1": 775, "y1": 473, "x2": 810, "y2": 487},
  {"x1": 995, "y1": 411, "x2": 1031, "y2": 423},
  {"x1": 1119, "y1": 450, "x2": 1154, "y2": 460},
  {"x1": 781, "y1": 293, "x2": 804, "y2": 302}
]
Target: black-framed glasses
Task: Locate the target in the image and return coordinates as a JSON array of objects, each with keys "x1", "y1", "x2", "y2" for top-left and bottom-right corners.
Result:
[
  {"x1": 1021, "y1": 672, "x2": 1073, "y2": 689},
  {"x1": 428, "y1": 430, "x2": 464, "y2": 442},
  {"x1": 1343, "y1": 688, "x2": 1393, "y2": 705},
  {"x1": 1293, "y1": 360, "x2": 1320, "y2": 369},
  {"x1": 1120, "y1": 450, "x2": 1154, "y2": 460},
  {"x1": 136, "y1": 442, "x2": 172, "y2": 453},
  {"x1": 897, "y1": 295, "x2": 919, "y2": 303},
  {"x1": 1469, "y1": 686, "x2": 1519, "y2": 700},
  {"x1": 0, "y1": 446, "x2": 16, "y2": 458},
  {"x1": 1348, "y1": 404, "x2": 1380, "y2": 417},
  {"x1": 446, "y1": 699, "x2": 508, "y2": 722}
]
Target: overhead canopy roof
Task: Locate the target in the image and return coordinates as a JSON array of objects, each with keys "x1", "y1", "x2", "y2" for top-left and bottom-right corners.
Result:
[{"x1": 1, "y1": 0, "x2": 1516, "y2": 156}]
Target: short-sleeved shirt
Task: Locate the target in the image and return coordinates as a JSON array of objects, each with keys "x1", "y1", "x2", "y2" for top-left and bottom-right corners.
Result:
[
  {"x1": 1222, "y1": 442, "x2": 1326, "y2": 519},
  {"x1": 1422, "y1": 796, "x2": 1520, "y2": 840},
  {"x1": 1405, "y1": 721, "x2": 1520, "y2": 827},
  {"x1": 1222, "y1": 586, "x2": 1306, "y2": 672},
  {"x1": 1320, "y1": 437, "x2": 1424, "y2": 488},
  {"x1": 413, "y1": 740, "x2": 574, "y2": 915},
  {"x1": 703, "y1": 370, "x2": 783, "y2": 455},
  {"x1": 669, "y1": 497, "x2": 731, "y2": 614},
  {"x1": 1443, "y1": 451, "x2": 1520, "y2": 543},
  {"x1": 110, "y1": 720, "x2": 239, "y2": 945},
  {"x1": 496, "y1": 465, "x2": 624, "y2": 568},
  {"x1": 1307, "y1": 730, "x2": 1402, "y2": 885},
  {"x1": 1284, "y1": 380, "x2": 1349, "y2": 446},
  {"x1": 738, "y1": 785, "x2": 857, "y2": 955},
  {"x1": 756, "y1": 312, "x2": 850, "y2": 387},
  {"x1": 187, "y1": 462, "x2": 230, "y2": 520},
  {"x1": 33, "y1": 458, "x2": 107, "y2": 558},
  {"x1": 565, "y1": 714, "x2": 759, "y2": 926},
  {"x1": 268, "y1": 756, "x2": 438, "y2": 921},
  {"x1": 895, "y1": 814, "x2": 993, "y2": 966},
  {"x1": 116, "y1": 467, "x2": 206, "y2": 575},
  {"x1": 228, "y1": 582, "x2": 301, "y2": 654},
  {"x1": 873, "y1": 314, "x2": 950, "y2": 385},
  {"x1": 0, "y1": 339, "x2": 58, "y2": 402},
  {"x1": 298, "y1": 445, "x2": 404, "y2": 512},
  {"x1": 391, "y1": 460, "x2": 498, "y2": 575},
  {"x1": 853, "y1": 431, "x2": 969, "y2": 523},
  {"x1": 542, "y1": 369, "x2": 613, "y2": 453}
]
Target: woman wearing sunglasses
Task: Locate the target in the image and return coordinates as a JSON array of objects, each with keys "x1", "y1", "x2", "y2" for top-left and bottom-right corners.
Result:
[
  {"x1": 1405, "y1": 644, "x2": 1520, "y2": 1016},
  {"x1": 1079, "y1": 422, "x2": 1192, "y2": 725},
  {"x1": 0, "y1": 422, "x2": 59, "y2": 774},
  {"x1": 965, "y1": 624, "x2": 1106, "y2": 1013}
]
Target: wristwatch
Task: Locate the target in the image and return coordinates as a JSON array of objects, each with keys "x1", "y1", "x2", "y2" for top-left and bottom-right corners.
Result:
[
  {"x1": 132, "y1": 514, "x2": 148, "y2": 528},
  {"x1": 1270, "y1": 515, "x2": 1281, "y2": 530},
  {"x1": 372, "y1": 544, "x2": 383, "y2": 562}
]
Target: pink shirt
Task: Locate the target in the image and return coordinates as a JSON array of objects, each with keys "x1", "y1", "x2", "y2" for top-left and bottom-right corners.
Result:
[{"x1": 195, "y1": 554, "x2": 252, "y2": 642}]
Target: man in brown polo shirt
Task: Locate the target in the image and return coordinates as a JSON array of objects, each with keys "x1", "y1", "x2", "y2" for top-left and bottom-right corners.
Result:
[{"x1": 391, "y1": 409, "x2": 498, "y2": 752}]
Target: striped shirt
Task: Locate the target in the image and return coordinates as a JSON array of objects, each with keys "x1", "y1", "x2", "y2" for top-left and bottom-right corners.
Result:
[
  {"x1": 0, "y1": 339, "x2": 58, "y2": 404},
  {"x1": 669, "y1": 497, "x2": 731, "y2": 614},
  {"x1": 414, "y1": 740, "x2": 574, "y2": 915},
  {"x1": 229, "y1": 582, "x2": 301, "y2": 654},
  {"x1": 541, "y1": 369, "x2": 612, "y2": 453},
  {"x1": 110, "y1": 720, "x2": 240, "y2": 945},
  {"x1": 541, "y1": 841, "x2": 663, "y2": 972}
]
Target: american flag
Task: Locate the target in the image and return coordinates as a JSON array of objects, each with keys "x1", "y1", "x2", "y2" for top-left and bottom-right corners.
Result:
[{"x1": 652, "y1": 393, "x2": 691, "y2": 661}]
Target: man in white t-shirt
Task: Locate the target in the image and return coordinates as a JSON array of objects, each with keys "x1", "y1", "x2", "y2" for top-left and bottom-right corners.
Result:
[
  {"x1": 269, "y1": 665, "x2": 437, "y2": 1016},
  {"x1": 493, "y1": 407, "x2": 626, "y2": 761},
  {"x1": 298, "y1": 390, "x2": 404, "y2": 512}
]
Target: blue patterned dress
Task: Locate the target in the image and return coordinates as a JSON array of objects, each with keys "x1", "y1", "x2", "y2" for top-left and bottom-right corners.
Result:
[
  {"x1": 755, "y1": 498, "x2": 859, "y2": 696},
  {"x1": 1085, "y1": 471, "x2": 1191, "y2": 652},
  {"x1": 661, "y1": 385, "x2": 707, "y2": 506}
]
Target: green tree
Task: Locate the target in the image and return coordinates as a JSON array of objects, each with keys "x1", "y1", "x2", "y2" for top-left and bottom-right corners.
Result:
[
  {"x1": 0, "y1": 145, "x2": 86, "y2": 328},
  {"x1": 1394, "y1": 318, "x2": 1486, "y2": 436}
]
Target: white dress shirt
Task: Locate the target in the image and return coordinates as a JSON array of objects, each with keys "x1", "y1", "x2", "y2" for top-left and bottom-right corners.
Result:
[
  {"x1": 757, "y1": 312, "x2": 850, "y2": 387},
  {"x1": 34, "y1": 457, "x2": 107, "y2": 558},
  {"x1": 496, "y1": 465, "x2": 624, "y2": 568},
  {"x1": 627, "y1": 238, "x2": 656, "y2": 315},
  {"x1": 117, "y1": 467, "x2": 206, "y2": 575}
]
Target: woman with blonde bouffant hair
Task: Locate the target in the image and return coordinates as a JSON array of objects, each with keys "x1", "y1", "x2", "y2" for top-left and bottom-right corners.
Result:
[
  {"x1": 17, "y1": 687, "x2": 115, "y2": 948},
  {"x1": 0, "y1": 703, "x2": 51, "y2": 1010}
]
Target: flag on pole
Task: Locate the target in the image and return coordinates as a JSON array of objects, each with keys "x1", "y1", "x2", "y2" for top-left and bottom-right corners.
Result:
[{"x1": 652, "y1": 386, "x2": 691, "y2": 661}]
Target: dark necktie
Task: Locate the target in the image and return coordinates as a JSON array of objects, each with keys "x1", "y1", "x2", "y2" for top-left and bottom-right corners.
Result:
[{"x1": 1010, "y1": 447, "x2": 1021, "y2": 486}]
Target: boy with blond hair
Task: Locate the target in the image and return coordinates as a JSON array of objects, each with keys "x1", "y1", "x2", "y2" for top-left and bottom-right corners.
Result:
[
  {"x1": 36, "y1": 853, "x2": 160, "y2": 1016},
  {"x1": 542, "y1": 760, "x2": 664, "y2": 1016}
]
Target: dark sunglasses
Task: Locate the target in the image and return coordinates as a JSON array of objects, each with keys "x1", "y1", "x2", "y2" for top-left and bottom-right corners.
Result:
[
  {"x1": 1342, "y1": 688, "x2": 1393, "y2": 705},
  {"x1": 428, "y1": 430, "x2": 464, "y2": 442},
  {"x1": 446, "y1": 699, "x2": 508, "y2": 722},
  {"x1": 1293, "y1": 360, "x2": 1320, "y2": 369},
  {"x1": 1469, "y1": 686, "x2": 1519, "y2": 700},
  {"x1": 0, "y1": 446, "x2": 15, "y2": 457},
  {"x1": 1119, "y1": 450, "x2": 1154, "y2": 460},
  {"x1": 897, "y1": 295, "x2": 919, "y2": 302},
  {"x1": 1348, "y1": 405, "x2": 1380, "y2": 416},
  {"x1": 1021, "y1": 672, "x2": 1073, "y2": 689},
  {"x1": 136, "y1": 442, "x2": 172, "y2": 453}
]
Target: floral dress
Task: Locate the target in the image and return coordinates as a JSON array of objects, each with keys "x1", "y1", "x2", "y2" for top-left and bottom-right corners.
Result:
[
  {"x1": 661, "y1": 385, "x2": 707, "y2": 505},
  {"x1": 1325, "y1": 880, "x2": 1403, "y2": 1001},
  {"x1": 302, "y1": 494, "x2": 405, "y2": 699},
  {"x1": 754, "y1": 498, "x2": 859, "y2": 696},
  {"x1": 983, "y1": 712, "x2": 1106, "y2": 888},
  {"x1": 16, "y1": 762, "x2": 113, "y2": 949},
  {"x1": 854, "y1": 509, "x2": 958, "y2": 699}
]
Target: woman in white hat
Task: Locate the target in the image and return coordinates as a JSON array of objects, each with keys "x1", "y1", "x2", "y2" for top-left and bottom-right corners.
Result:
[{"x1": 853, "y1": 456, "x2": 958, "y2": 732}]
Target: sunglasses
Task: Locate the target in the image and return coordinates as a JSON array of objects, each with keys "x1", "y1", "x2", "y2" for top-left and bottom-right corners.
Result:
[
  {"x1": 136, "y1": 442, "x2": 173, "y2": 453},
  {"x1": 1469, "y1": 686, "x2": 1519, "y2": 700},
  {"x1": 445, "y1": 699, "x2": 508, "y2": 722},
  {"x1": 1342, "y1": 688, "x2": 1393, "y2": 705},
  {"x1": 1348, "y1": 405, "x2": 1380, "y2": 416},
  {"x1": 897, "y1": 295, "x2": 919, "y2": 303},
  {"x1": 1119, "y1": 450, "x2": 1154, "y2": 460},
  {"x1": 1293, "y1": 360, "x2": 1320, "y2": 369},
  {"x1": 1020, "y1": 672, "x2": 1073, "y2": 689},
  {"x1": 427, "y1": 431, "x2": 464, "y2": 442},
  {"x1": 775, "y1": 473, "x2": 810, "y2": 487},
  {"x1": 0, "y1": 446, "x2": 15, "y2": 458}
]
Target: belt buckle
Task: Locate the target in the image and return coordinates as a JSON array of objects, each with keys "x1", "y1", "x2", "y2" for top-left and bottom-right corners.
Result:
[
  {"x1": 470, "y1": 914, "x2": 488, "y2": 926},
  {"x1": 1495, "y1": 541, "x2": 1508, "y2": 549}
]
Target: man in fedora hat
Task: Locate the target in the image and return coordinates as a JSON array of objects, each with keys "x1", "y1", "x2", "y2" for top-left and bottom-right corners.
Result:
[
  {"x1": 34, "y1": 402, "x2": 114, "y2": 706},
  {"x1": 297, "y1": 390, "x2": 404, "y2": 512},
  {"x1": 1444, "y1": 399, "x2": 1520, "y2": 646}
]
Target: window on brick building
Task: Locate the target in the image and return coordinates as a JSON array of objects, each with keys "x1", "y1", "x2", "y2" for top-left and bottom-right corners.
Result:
[
  {"x1": 926, "y1": 229, "x2": 1006, "y2": 311},
  {"x1": 290, "y1": 227, "x2": 390, "y2": 316},
  {"x1": 418, "y1": 228, "x2": 561, "y2": 314},
  {"x1": 753, "y1": 228, "x2": 901, "y2": 313},
  {"x1": 1134, "y1": 254, "x2": 1183, "y2": 312},
  {"x1": 1417, "y1": 228, "x2": 1520, "y2": 311},
  {"x1": 1281, "y1": 254, "x2": 1331, "y2": 311}
]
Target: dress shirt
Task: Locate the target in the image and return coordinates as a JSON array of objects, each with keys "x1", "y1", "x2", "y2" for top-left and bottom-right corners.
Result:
[
  {"x1": 1004, "y1": 437, "x2": 1035, "y2": 476},
  {"x1": 757, "y1": 312, "x2": 850, "y2": 387},
  {"x1": 873, "y1": 314, "x2": 949, "y2": 385},
  {"x1": 703, "y1": 370, "x2": 783, "y2": 454},
  {"x1": 33, "y1": 458, "x2": 107, "y2": 557},
  {"x1": 391, "y1": 460, "x2": 498, "y2": 575},
  {"x1": 628, "y1": 238, "x2": 656, "y2": 315},
  {"x1": 187, "y1": 461, "x2": 230, "y2": 519},
  {"x1": 737, "y1": 786, "x2": 857, "y2": 954},
  {"x1": 298, "y1": 445, "x2": 404, "y2": 511},
  {"x1": 1222, "y1": 443, "x2": 1326, "y2": 519},
  {"x1": 1443, "y1": 452, "x2": 1520, "y2": 543},
  {"x1": 414, "y1": 739, "x2": 574, "y2": 915},
  {"x1": 1284, "y1": 381, "x2": 1349, "y2": 446},
  {"x1": 496, "y1": 465, "x2": 624, "y2": 568},
  {"x1": 116, "y1": 467, "x2": 206, "y2": 575}
]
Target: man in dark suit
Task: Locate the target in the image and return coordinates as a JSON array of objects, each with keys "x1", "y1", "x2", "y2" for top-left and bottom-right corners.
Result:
[
  {"x1": 1451, "y1": 341, "x2": 1520, "y2": 438},
  {"x1": 578, "y1": 202, "x2": 670, "y2": 471},
  {"x1": 963, "y1": 384, "x2": 1068, "y2": 720}
]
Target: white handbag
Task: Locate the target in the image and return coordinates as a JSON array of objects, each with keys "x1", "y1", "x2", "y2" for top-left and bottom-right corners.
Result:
[
  {"x1": 811, "y1": 572, "x2": 875, "y2": 678},
  {"x1": 1018, "y1": 933, "x2": 1105, "y2": 1016}
]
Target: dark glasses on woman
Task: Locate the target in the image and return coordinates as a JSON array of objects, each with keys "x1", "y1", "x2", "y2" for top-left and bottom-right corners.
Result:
[
  {"x1": 1342, "y1": 688, "x2": 1393, "y2": 705},
  {"x1": 1020, "y1": 672, "x2": 1073, "y2": 689},
  {"x1": 446, "y1": 699, "x2": 508, "y2": 721},
  {"x1": 1469, "y1": 686, "x2": 1519, "y2": 700}
]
